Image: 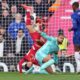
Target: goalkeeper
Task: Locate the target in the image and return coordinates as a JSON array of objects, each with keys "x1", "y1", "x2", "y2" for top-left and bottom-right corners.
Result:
[{"x1": 35, "y1": 29, "x2": 64, "y2": 73}]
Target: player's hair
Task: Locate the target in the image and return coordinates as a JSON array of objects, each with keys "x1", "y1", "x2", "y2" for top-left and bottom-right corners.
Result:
[
  {"x1": 58, "y1": 29, "x2": 64, "y2": 36},
  {"x1": 72, "y1": 2, "x2": 79, "y2": 8}
]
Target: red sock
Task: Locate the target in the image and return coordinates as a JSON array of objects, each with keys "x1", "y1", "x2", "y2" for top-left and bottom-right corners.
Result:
[
  {"x1": 18, "y1": 58, "x2": 25, "y2": 73},
  {"x1": 25, "y1": 12, "x2": 31, "y2": 25}
]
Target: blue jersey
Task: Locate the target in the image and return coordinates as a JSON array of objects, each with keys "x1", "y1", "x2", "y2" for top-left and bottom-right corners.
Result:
[{"x1": 71, "y1": 9, "x2": 80, "y2": 37}]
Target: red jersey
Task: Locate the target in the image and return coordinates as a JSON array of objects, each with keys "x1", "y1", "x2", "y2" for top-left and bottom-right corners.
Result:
[{"x1": 24, "y1": 31, "x2": 46, "y2": 65}]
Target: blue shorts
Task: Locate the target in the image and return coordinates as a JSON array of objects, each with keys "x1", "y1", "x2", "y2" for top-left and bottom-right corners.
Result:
[{"x1": 73, "y1": 36, "x2": 80, "y2": 46}]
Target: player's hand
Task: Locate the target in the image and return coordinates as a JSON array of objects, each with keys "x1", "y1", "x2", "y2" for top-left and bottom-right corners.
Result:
[{"x1": 68, "y1": 28, "x2": 72, "y2": 32}]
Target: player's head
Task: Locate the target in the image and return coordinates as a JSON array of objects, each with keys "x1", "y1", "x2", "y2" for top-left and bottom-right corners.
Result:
[
  {"x1": 57, "y1": 29, "x2": 64, "y2": 44},
  {"x1": 58, "y1": 29, "x2": 64, "y2": 36},
  {"x1": 57, "y1": 35, "x2": 64, "y2": 44},
  {"x1": 72, "y1": 2, "x2": 79, "y2": 12}
]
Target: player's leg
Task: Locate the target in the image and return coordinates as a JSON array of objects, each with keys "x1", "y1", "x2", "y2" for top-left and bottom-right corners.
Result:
[
  {"x1": 36, "y1": 51, "x2": 59, "y2": 73},
  {"x1": 25, "y1": 11, "x2": 35, "y2": 31},
  {"x1": 36, "y1": 52, "x2": 54, "y2": 74},
  {"x1": 74, "y1": 45, "x2": 80, "y2": 73},
  {"x1": 51, "y1": 53, "x2": 61, "y2": 72},
  {"x1": 32, "y1": 66, "x2": 48, "y2": 74},
  {"x1": 74, "y1": 36, "x2": 80, "y2": 73},
  {"x1": 25, "y1": 11, "x2": 35, "y2": 32},
  {"x1": 18, "y1": 58, "x2": 25, "y2": 73},
  {"x1": 18, "y1": 47, "x2": 34, "y2": 73},
  {"x1": 20, "y1": 4, "x2": 36, "y2": 33},
  {"x1": 25, "y1": 64, "x2": 48, "y2": 74},
  {"x1": 41, "y1": 55, "x2": 55, "y2": 74}
]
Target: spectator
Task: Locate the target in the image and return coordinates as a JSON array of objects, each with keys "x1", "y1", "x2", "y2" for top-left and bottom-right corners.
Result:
[
  {"x1": 0, "y1": 26, "x2": 13, "y2": 57},
  {"x1": 8, "y1": 13, "x2": 26, "y2": 39},
  {"x1": 10, "y1": 5, "x2": 17, "y2": 19},
  {"x1": 13, "y1": 29, "x2": 30, "y2": 56},
  {"x1": 8, "y1": 13, "x2": 33, "y2": 47},
  {"x1": 0, "y1": 9, "x2": 13, "y2": 30},
  {"x1": 58, "y1": 29, "x2": 69, "y2": 57},
  {"x1": 7, "y1": 0, "x2": 28, "y2": 16},
  {"x1": 0, "y1": 26, "x2": 13, "y2": 44},
  {"x1": 35, "y1": 0, "x2": 41, "y2": 4},
  {"x1": 0, "y1": 1, "x2": 2, "y2": 15},
  {"x1": 1, "y1": 0, "x2": 9, "y2": 10},
  {"x1": 26, "y1": 0, "x2": 49, "y2": 17},
  {"x1": 7, "y1": 0, "x2": 19, "y2": 8},
  {"x1": 48, "y1": 0, "x2": 60, "y2": 13},
  {"x1": 0, "y1": 34, "x2": 4, "y2": 57},
  {"x1": 34, "y1": 0, "x2": 46, "y2": 16}
]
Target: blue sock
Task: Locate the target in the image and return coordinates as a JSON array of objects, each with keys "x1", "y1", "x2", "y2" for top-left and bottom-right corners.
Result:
[
  {"x1": 40, "y1": 59, "x2": 54, "y2": 70},
  {"x1": 39, "y1": 69, "x2": 48, "y2": 74}
]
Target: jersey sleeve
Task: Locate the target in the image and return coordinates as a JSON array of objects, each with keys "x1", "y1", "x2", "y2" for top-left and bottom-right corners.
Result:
[
  {"x1": 40, "y1": 32, "x2": 53, "y2": 41},
  {"x1": 71, "y1": 14, "x2": 78, "y2": 31}
]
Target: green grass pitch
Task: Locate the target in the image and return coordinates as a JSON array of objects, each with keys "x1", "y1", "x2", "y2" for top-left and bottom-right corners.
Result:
[{"x1": 0, "y1": 72, "x2": 80, "y2": 80}]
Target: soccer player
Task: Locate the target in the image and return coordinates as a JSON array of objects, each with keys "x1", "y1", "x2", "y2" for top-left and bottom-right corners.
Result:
[
  {"x1": 68, "y1": 2, "x2": 80, "y2": 73},
  {"x1": 35, "y1": 30, "x2": 64, "y2": 73},
  {"x1": 18, "y1": 19, "x2": 46, "y2": 73},
  {"x1": 58, "y1": 29, "x2": 69, "y2": 57},
  {"x1": 18, "y1": 4, "x2": 52, "y2": 74}
]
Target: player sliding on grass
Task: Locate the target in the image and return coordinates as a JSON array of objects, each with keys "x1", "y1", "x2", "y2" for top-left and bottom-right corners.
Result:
[
  {"x1": 35, "y1": 28, "x2": 64, "y2": 74},
  {"x1": 18, "y1": 4, "x2": 53, "y2": 74},
  {"x1": 19, "y1": 4, "x2": 63, "y2": 74}
]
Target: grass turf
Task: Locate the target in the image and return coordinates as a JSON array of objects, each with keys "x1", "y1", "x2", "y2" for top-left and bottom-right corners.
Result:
[{"x1": 0, "y1": 72, "x2": 80, "y2": 80}]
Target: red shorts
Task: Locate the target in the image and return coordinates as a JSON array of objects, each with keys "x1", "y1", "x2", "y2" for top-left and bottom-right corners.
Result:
[{"x1": 23, "y1": 44, "x2": 40, "y2": 65}]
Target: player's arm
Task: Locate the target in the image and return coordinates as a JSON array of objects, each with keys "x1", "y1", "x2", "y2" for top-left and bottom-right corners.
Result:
[
  {"x1": 40, "y1": 32, "x2": 52, "y2": 41},
  {"x1": 69, "y1": 15, "x2": 78, "y2": 32},
  {"x1": 35, "y1": 39, "x2": 44, "y2": 46},
  {"x1": 34, "y1": 24, "x2": 53, "y2": 41}
]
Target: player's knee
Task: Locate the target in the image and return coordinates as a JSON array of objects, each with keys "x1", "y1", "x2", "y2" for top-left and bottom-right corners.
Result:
[
  {"x1": 27, "y1": 62, "x2": 33, "y2": 68},
  {"x1": 43, "y1": 55, "x2": 51, "y2": 63}
]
